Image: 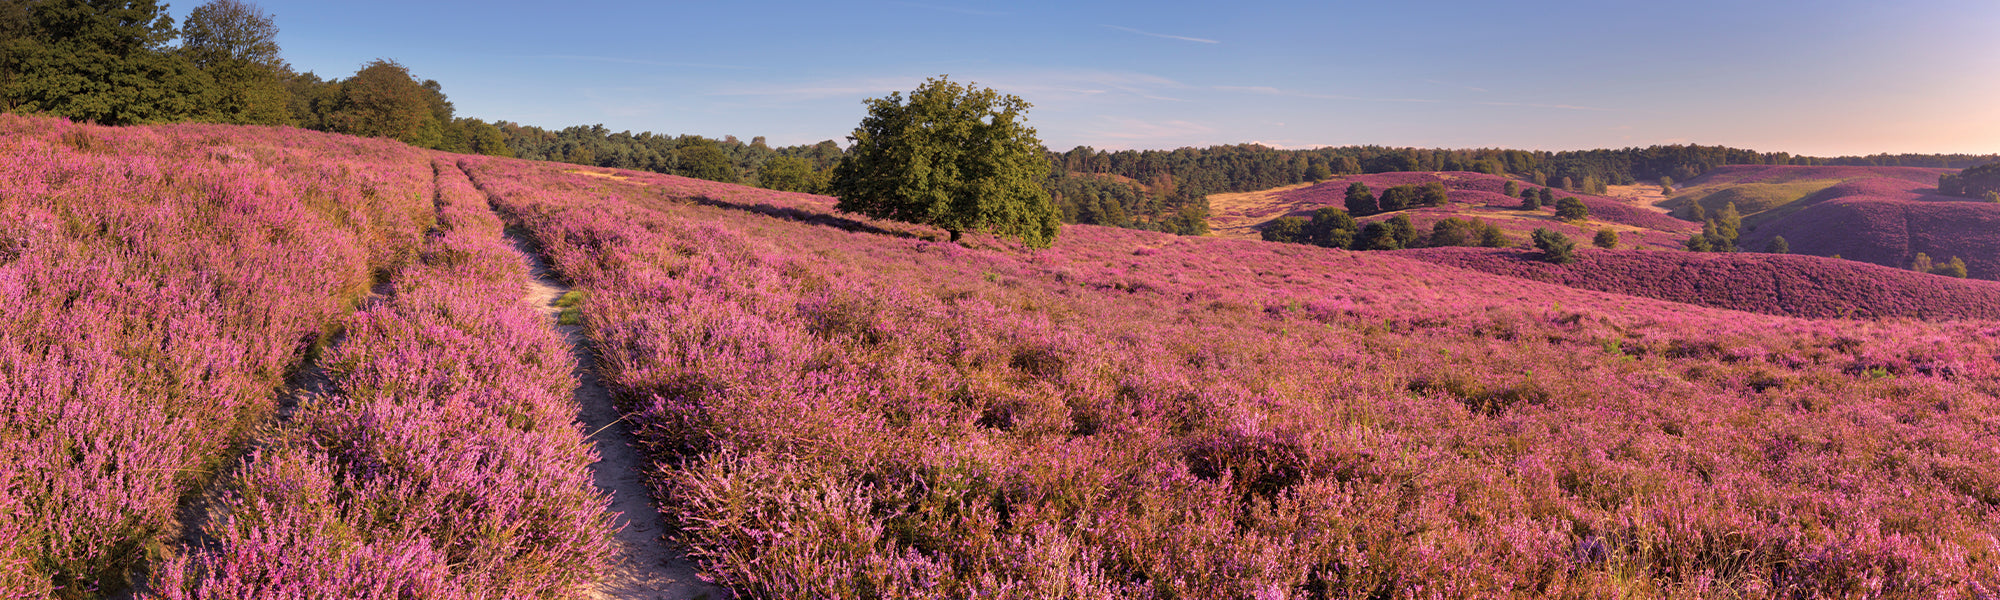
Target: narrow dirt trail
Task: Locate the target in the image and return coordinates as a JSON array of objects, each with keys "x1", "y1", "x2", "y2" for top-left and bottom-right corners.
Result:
[{"x1": 503, "y1": 232, "x2": 728, "y2": 600}]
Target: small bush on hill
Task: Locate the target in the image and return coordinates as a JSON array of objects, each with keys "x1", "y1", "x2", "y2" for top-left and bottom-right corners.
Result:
[
  {"x1": 1594, "y1": 229, "x2": 1619, "y2": 249},
  {"x1": 1555, "y1": 196, "x2": 1589, "y2": 222},
  {"x1": 1766, "y1": 235, "x2": 1790, "y2": 254},
  {"x1": 1345, "y1": 182, "x2": 1378, "y2": 216},
  {"x1": 1533, "y1": 228, "x2": 1577, "y2": 264},
  {"x1": 1261, "y1": 217, "x2": 1307, "y2": 244}
]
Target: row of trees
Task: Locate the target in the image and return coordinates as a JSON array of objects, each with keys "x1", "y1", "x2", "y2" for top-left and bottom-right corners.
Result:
[
  {"x1": 1938, "y1": 162, "x2": 2000, "y2": 200},
  {"x1": 0, "y1": 0, "x2": 517, "y2": 157},
  {"x1": 1262, "y1": 208, "x2": 1512, "y2": 252},
  {"x1": 1343, "y1": 182, "x2": 1450, "y2": 216}
]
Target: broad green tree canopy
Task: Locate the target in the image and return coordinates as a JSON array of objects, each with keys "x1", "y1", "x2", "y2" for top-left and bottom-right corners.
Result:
[{"x1": 829, "y1": 76, "x2": 1059, "y2": 248}]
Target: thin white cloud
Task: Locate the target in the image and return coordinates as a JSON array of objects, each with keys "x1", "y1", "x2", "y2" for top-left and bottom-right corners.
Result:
[
  {"x1": 535, "y1": 55, "x2": 759, "y2": 71},
  {"x1": 1424, "y1": 79, "x2": 1489, "y2": 93},
  {"x1": 1214, "y1": 85, "x2": 1436, "y2": 104},
  {"x1": 1476, "y1": 101, "x2": 1616, "y2": 112},
  {"x1": 1104, "y1": 25, "x2": 1219, "y2": 44},
  {"x1": 891, "y1": 2, "x2": 1007, "y2": 16},
  {"x1": 711, "y1": 70, "x2": 1190, "y2": 105},
  {"x1": 1086, "y1": 116, "x2": 1217, "y2": 146}
]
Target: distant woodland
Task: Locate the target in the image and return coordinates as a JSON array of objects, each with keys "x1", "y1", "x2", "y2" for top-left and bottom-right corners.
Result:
[{"x1": 5, "y1": 0, "x2": 1995, "y2": 236}]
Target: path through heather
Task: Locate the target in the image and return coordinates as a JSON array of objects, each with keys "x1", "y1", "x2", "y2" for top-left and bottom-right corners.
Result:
[{"x1": 503, "y1": 229, "x2": 727, "y2": 600}]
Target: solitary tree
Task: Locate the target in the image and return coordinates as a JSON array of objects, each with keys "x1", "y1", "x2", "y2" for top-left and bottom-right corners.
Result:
[
  {"x1": 1419, "y1": 181, "x2": 1449, "y2": 207},
  {"x1": 1503, "y1": 180, "x2": 1521, "y2": 197},
  {"x1": 1344, "y1": 182, "x2": 1377, "y2": 216},
  {"x1": 1555, "y1": 196, "x2": 1589, "y2": 222},
  {"x1": 1765, "y1": 235, "x2": 1789, "y2": 254},
  {"x1": 1593, "y1": 228, "x2": 1619, "y2": 249},
  {"x1": 829, "y1": 76, "x2": 1059, "y2": 247},
  {"x1": 1533, "y1": 228, "x2": 1577, "y2": 264}
]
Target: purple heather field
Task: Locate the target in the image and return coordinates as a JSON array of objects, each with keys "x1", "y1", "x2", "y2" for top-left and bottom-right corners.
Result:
[{"x1": 4, "y1": 115, "x2": 1999, "y2": 598}]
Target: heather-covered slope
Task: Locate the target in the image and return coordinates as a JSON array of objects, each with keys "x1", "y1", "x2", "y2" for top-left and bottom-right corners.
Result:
[
  {"x1": 1685, "y1": 167, "x2": 2000, "y2": 279},
  {"x1": 468, "y1": 156, "x2": 2000, "y2": 597},
  {"x1": 1210, "y1": 171, "x2": 1697, "y2": 250},
  {"x1": 1397, "y1": 246, "x2": 2000, "y2": 320}
]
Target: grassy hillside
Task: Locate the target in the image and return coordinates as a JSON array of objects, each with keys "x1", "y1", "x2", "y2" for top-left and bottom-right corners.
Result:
[{"x1": 1397, "y1": 246, "x2": 2000, "y2": 320}]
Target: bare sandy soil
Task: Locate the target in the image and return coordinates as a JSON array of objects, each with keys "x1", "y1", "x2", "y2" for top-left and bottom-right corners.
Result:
[
  {"x1": 1603, "y1": 183, "x2": 1676, "y2": 214},
  {"x1": 508, "y1": 233, "x2": 729, "y2": 600}
]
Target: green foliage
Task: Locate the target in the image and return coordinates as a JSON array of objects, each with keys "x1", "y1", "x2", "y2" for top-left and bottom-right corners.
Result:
[
  {"x1": 181, "y1": 0, "x2": 288, "y2": 125},
  {"x1": 1532, "y1": 228, "x2": 1577, "y2": 264},
  {"x1": 326, "y1": 59, "x2": 440, "y2": 148},
  {"x1": 1, "y1": 0, "x2": 218, "y2": 124},
  {"x1": 830, "y1": 76, "x2": 1059, "y2": 247},
  {"x1": 1426, "y1": 216, "x2": 1507, "y2": 248},
  {"x1": 758, "y1": 155, "x2": 824, "y2": 194},
  {"x1": 676, "y1": 137, "x2": 740, "y2": 183},
  {"x1": 1355, "y1": 221, "x2": 1399, "y2": 250},
  {"x1": 1985, "y1": 190, "x2": 1999, "y2": 203},
  {"x1": 1555, "y1": 196, "x2": 1589, "y2": 222},
  {"x1": 1765, "y1": 235, "x2": 1789, "y2": 254},
  {"x1": 1520, "y1": 188, "x2": 1542, "y2": 210},
  {"x1": 1385, "y1": 214, "x2": 1418, "y2": 248},
  {"x1": 1503, "y1": 180, "x2": 1520, "y2": 197},
  {"x1": 1593, "y1": 228, "x2": 1619, "y2": 249},
  {"x1": 1378, "y1": 184, "x2": 1418, "y2": 212},
  {"x1": 1660, "y1": 176, "x2": 1674, "y2": 194},
  {"x1": 1537, "y1": 187, "x2": 1554, "y2": 206},
  {"x1": 1305, "y1": 163, "x2": 1332, "y2": 182},
  {"x1": 1305, "y1": 207, "x2": 1356, "y2": 248},
  {"x1": 1915, "y1": 253, "x2": 1969, "y2": 278},
  {"x1": 1260, "y1": 217, "x2": 1307, "y2": 244},
  {"x1": 1344, "y1": 182, "x2": 1377, "y2": 216},
  {"x1": 1940, "y1": 256, "x2": 1969, "y2": 278},
  {"x1": 1419, "y1": 181, "x2": 1449, "y2": 207}
]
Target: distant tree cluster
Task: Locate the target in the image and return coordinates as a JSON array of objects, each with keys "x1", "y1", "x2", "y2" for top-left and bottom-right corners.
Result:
[
  {"x1": 1261, "y1": 208, "x2": 1510, "y2": 251},
  {"x1": 1938, "y1": 162, "x2": 2000, "y2": 200},
  {"x1": 1683, "y1": 201, "x2": 1743, "y2": 252},
  {"x1": 1912, "y1": 253, "x2": 1969, "y2": 278},
  {"x1": 0, "y1": 0, "x2": 514, "y2": 157},
  {"x1": 1341, "y1": 181, "x2": 1449, "y2": 217}
]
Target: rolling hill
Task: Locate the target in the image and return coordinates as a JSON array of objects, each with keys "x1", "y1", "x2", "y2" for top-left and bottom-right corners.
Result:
[
  {"x1": 1397, "y1": 246, "x2": 2000, "y2": 320},
  {"x1": 1209, "y1": 171, "x2": 1698, "y2": 250},
  {"x1": 1661, "y1": 165, "x2": 2000, "y2": 279},
  {"x1": 9, "y1": 113, "x2": 2000, "y2": 597}
]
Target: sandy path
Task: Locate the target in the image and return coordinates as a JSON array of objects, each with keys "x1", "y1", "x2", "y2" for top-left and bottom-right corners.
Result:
[{"x1": 504, "y1": 232, "x2": 728, "y2": 600}]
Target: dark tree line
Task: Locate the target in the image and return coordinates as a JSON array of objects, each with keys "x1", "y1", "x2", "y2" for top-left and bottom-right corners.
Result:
[{"x1": 1938, "y1": 162, "x2": 2000, "y2": 201}]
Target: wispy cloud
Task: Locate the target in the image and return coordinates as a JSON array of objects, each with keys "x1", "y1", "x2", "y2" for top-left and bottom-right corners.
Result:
[
  {"x1": 711, "y1": 69, "x2": 1190, "y2": 105},
  {"x1": 891, "y1": 2, "x2": 1007, "y2": 16},
  {"x1": 1214, "y1": 85, "x2": 1436, "y2": 104},
  {"x1": 1424, "y1": 79, "x2": 1489, "y2": 93},
  {"x1": 535, "y1": 55, "x2": 759, "y2": 71},
  {"x1": 1086, "y1": 116, "x2": 1216, "y2": 148},
  {"x1": 1104, "y1": 25, "x2": 1219, "y2": 44},
  {"x1": 1476, "y1": 101, "x2": 1616, "y2": 112}
]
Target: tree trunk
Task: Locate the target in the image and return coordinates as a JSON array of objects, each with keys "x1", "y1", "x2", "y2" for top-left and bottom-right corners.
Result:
[{"x1": 948, "y1": 229, "x2": 962, "y2": 243}]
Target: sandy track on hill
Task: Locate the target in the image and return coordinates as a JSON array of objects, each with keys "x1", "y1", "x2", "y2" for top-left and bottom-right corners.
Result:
[{"x1": 504, "y1": 232, "x2": 728, "y2": 600}]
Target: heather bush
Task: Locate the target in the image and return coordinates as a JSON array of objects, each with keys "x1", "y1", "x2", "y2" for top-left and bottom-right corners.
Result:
[
  {"x1": 459, "y1": 154, "x2": 2000, "y2": 597},
  {"x1": 0, "y1": 115, "x2": 434, "y2": 598},
  {"x1": 149, "y1": 159, "x2": 613, "y2": 598}
]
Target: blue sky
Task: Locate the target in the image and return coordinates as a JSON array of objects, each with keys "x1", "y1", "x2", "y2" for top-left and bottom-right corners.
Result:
[{"x1": 173, "y1": 0, "x2": 2000, "y2": 155}]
